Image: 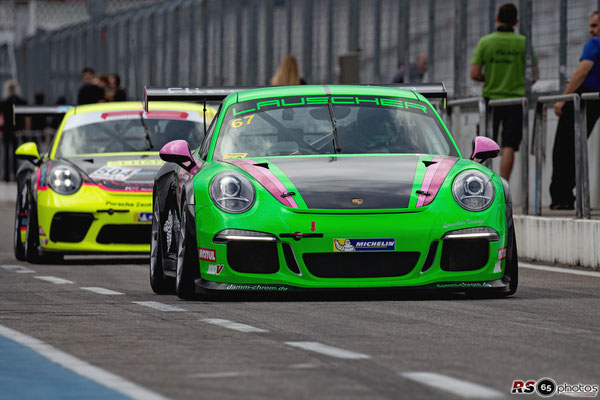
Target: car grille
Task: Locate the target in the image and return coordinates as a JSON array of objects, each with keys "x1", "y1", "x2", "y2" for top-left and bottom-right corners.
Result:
[
  {"x1": 302, "y1": 252, "x2": 420, "y2": 278},
  {"x1": 50, "y1": 213, "x2": 94, "y2": 243},
  {"x1": 440, "y1": 238, "x2": 489, "y2": 271},
  {"x1": 96, "y1": 225, "x2": 151, "y2": 245},
  {"x1": 227, "y1": 242, "x2": 279, "y2": 274}
]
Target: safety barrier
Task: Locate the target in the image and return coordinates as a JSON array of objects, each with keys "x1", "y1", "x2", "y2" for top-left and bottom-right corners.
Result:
[
  {"x1": 533, "y1": 94, "x2": 589, "y2": 219},
  {"x1": 446, "y1": 96, "x2": 529, "y2": 215}
]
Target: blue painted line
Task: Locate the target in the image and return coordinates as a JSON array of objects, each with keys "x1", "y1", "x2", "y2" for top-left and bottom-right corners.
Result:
[{"x1": 0, "y1": 334, "x2": 130, "y2": 400}]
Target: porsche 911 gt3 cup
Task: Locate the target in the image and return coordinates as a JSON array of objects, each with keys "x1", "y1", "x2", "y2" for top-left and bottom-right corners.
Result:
[
  {"x1": 147, "y1": 84, "x2": 517, "y2": 299},
  {"x1": 13, "y1": 101, "x2": 215, "y2": 263}
]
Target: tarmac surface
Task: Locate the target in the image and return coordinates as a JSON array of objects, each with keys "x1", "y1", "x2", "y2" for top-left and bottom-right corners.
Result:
[{"x1": 0, "y1": 200, "x2": 599, "y2": 399}]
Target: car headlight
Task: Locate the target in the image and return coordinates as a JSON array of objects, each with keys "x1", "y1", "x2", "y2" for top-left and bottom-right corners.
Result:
[
  {"x1": 48, "y1": 164, "x2": 82, "y2": 195},
  {"x1": 452, "y1": 170, "x2": 494, "y2": 211},
  {"x1": 209, "y1": 171, "x2": 255, "y2": 213}
]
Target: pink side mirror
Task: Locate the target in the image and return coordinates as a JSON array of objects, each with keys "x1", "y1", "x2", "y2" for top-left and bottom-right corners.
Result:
[
  {"x1": 470, "y1": 136, "x2": 500, "y2": 162},
  {"x1": 159, "y1": 140, "x2": 197, "y2": 172}
]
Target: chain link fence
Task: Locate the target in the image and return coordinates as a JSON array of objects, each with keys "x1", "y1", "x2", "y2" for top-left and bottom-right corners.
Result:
[{"x1": 0, "y1": 0, "x2": 598, "y2": 105}]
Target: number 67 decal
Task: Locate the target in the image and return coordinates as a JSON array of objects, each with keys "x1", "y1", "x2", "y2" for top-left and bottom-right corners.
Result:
[{"x1": 231, "y1": 115, "x2": 255, "y2": 128}]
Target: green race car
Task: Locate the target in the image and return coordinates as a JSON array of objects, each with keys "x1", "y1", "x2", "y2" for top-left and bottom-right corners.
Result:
[
  {"x1": 13, "y1": 101, "x2": 215, "y2": 263},
  {"x1": 148, "y1": 84, "x2": 517, "y2": 299}
]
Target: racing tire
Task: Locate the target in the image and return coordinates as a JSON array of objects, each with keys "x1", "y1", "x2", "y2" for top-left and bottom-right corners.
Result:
[
  {"x1": 175, "y1": 198, "x2": 200, "y2": 300},
  {"x1": 24, "y1": 189, "x2": 62, "y2": 265},
  {"x1": 150, "y1": 193, "x2": 175, "y2": 294},
  {"x1": 13, "y1": 198, "x2": 26, "y2": 261}
]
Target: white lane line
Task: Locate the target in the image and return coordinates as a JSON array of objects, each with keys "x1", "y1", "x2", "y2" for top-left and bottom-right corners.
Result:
[
  {"x1": 200, "y1": 318, "x2": 268, "y2": 333},
  {"x1": 1, "y1": 264, "x2": 35, "y2": 273},
  {"x1": 133, "y1": 301, "x2": 186, "y2": 312},
  {"x1": 189, "y1": 371, "x2": 250, "y2": 379},
  {"x1": 34, "y1": 276, "x2": 74, "y2": 285},
  {"x1": 0, "y1": 323, "x2": 168, "y2": 400},
  {"x1": 400, "y1": 372, "x2": 504, "y2": 399},
  {"x1": 285, "y1": 341, "x2": 371, "y2": 360},
  {"x1": 520, "y1": 262, "x2": 600, "y2": 278},
  {"x1": 80, "y1": 287, "x2": 124, "y2": 295}
]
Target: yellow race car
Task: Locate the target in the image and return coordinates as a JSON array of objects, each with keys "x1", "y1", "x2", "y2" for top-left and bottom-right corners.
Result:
[{"x1": 13, "y1": 101, "x2": 215, "y2": 263}]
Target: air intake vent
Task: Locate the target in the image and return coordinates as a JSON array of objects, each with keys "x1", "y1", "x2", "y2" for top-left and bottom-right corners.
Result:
[
  {"x1": 50, "y1": 213, "x2": 94, "y2": 242},
  {"x1": 96, "y1": 225, "x2": 151, "y2": 244},
  {"x1": 302, "y1": 252, "x2": 419, "y2": 278}
]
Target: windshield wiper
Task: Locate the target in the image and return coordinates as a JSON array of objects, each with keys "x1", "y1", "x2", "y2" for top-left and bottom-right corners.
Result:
[
  {"x1": 139, "y1": 112, "x2": 153, "y2": 151},
  {"x1": 327, "y1": 100, "x2": 341, "y2": 154}
]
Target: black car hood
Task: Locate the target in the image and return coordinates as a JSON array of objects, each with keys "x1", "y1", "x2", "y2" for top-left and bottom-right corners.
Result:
[
  {"x1": 268, "y1": 156, "x2": 419, "y2": 209},
  {"x1": 64, "y1": 154, "x2": 164, "y2": 192}
]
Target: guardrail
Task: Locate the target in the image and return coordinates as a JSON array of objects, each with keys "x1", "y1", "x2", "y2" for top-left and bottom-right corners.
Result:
[
  {"x1": 533, "y1": 94, "x2": 589, "y2": 219},
  {"x1": 446, "y1": 96, "x2": 529, "y2": 215}
]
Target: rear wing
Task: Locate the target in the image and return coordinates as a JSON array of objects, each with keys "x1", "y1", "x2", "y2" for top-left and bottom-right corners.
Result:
[
  {"x1": 12, "y1": 105, "x2": 73, "y2": 125},
  {"x1": 374, "y1": 82, "x2": 448, "y2": 107},
  {"x1": 144, "y1": 82, "x2": 448, "y2": 112},
  {"x1": 144, "y1": 86, "x2": 261, "y2": 112}
]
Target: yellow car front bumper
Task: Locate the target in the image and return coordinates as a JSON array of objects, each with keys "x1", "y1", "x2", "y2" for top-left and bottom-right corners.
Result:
[{"x1": 36, "y1": 183, "x2": 152, "y2": 253}]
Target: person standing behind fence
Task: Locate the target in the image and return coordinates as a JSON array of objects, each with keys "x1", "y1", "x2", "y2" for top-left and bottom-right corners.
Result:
[
  {"x1": 0, "y1": 80, "x2": 27, "y2": 182},
  {"x1": 270, "y1": 55, "x2": 306, "y2": 86},
  {"x1": 470, "y1": 2, "x2": 539, "y2": 181},
  {"x1": 107, "y1": 74, "x2": 126, "y2": 101},
  {"x1": 77, "y1": 67, "x2": 105, "y2": 105},
  {"x1": 549, "y1": 11, "x2": 600, "y2": 210},
  {"x1": 392, "y1": 52, "x2": 428, "y2": 83}
]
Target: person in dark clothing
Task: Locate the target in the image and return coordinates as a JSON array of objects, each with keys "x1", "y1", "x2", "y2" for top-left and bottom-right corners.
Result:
[
  {"x1": 108, "y1": 74, "x2": 127, "y2": 101},
  {"x1": 392, "y1": 52, "x2": 428, "y2": 83},
  {"x1": 77, "y1": 67, "x2": 105, "y2": 105},
  {"x1": 550, "y1": 11, "x2": 600, "y2": 210},
  {"x1": 0, "y1": 80, "x2": 27, "y2": 182}
]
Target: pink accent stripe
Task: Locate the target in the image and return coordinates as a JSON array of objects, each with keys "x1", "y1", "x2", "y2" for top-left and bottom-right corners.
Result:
[
  {"x1": 229, "y1": 159, "x2": 298, "y2": 208},
  {"x1": 422, "y1": 157, "x2": 458, "y2": 206},
  {"x1": 416, "y1": 156, "x2": 443, "y2": 207}
]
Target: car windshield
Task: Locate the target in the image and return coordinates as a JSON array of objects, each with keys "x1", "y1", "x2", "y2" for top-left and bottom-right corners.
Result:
[
  {"x1": 55, "y1": 112, "x2": 206, "y2": 157},
  {"x1": 214, "y1": 96, "x2": 456, "y2": 159}
]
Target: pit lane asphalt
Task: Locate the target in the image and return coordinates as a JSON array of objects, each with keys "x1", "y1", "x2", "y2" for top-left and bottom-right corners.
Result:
[{"x1": 0, "y1": 201, "x2": 599, "y2": 400}]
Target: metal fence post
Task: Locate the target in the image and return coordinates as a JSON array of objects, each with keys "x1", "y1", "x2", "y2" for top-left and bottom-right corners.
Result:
[
  {"x1": 559, "y1": 0, "x2": 567, "y2": 91},
  {"x1": 327, "y1": 0, "x2": 333, "y2": 83},
  {"x1": 573, "y1": 95, "x2": 583, "y2": 218},
  {"x1": 235, "y1": 0, "x2": 242, "y2": 85},
  {"x1": 488, "y1": 0, "x2": 495, "y2": 33},
  {"x1": 454, "y1": 0, "x2": 467, "y2": 97},
  {"x1": 303, "y1": 0, "x2": 313, "y2": 82},
  {"x1": 374, "y1": 0, "x2": 381, "y2": 81},
  {"x1": 521, "y1": 97, "x2": 529, "y2": 215},
  {"x1": 286, "y1": 0, "x2": 292, "y2": 55},
  {"x1": 398, "y1": 0, "x2": 410, "y2": 77},
  {"x1": 264, "y1": 0, "x2": 273, "y2": 85},
  {"x1": 579, "y1": 97, "x2": 591, "y2": 219},
  {"x1": 428, "y1": 0, "x2": 435, "y2": 81}
]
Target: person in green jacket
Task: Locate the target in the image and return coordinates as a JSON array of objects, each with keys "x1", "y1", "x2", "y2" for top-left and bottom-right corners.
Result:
[{"x1": 470, "y1": 2, "x2": 538, "y2": 181}]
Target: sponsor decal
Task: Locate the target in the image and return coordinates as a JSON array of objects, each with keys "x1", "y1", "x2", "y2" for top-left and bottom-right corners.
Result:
[
  {"x1": 498, "y1": 246, "x2": 507, "y2": 261},
  {"x1": 105, "y1": 200, "x2": 151, "y2": 208},
  {"x1": 511, "y1": 377, "x2": 598, "y2": 397},
  {"x1": 435, "y1": 282, "x2": 493, "y2": 288},
  {"x1": 223, "y1": 152, "x2": 248, "y2": 159},
  {"x1": 107, "y1": 159, "x2": 165, "y2": 167},
  {"x1": 38, "y1": 226, "x2": 46, "y2": 237},
  {"x1": 351, "y1": 198, "x2": 363, "y2": 205},
  {"x1": 333, "y1": 238, "x2": 395, "y2": 252},
  {"x1": 310, "y1": 221, "x2": 316, "y2": 232},
  {"x1": 230, "y1": 96, "x2": 430, "y2": 116},
  {"x1": 443, "y1": 219, "x2": 484, "y2": 228},
  {"x1": 198, "y1": 247, "x2": 216, "y2": 262},
  {"x1": 90, "y1": 165, "x2": 139, "y2": 181},
  {"x1": 41, "y1": 238, "x2": 49, "y2": 246},
  {"x1": 206, "y1": 264, "x2": 224, "y2": 275},
  {"x1": 134, "y1": 212, "x2": 153, "y2": 223},
  {"x1": 225, "y1": 284, "x2": 288, "y2": 291},
  {"x1": 493, "y1": 262, "x2": 503, "y2": 274}
]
